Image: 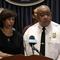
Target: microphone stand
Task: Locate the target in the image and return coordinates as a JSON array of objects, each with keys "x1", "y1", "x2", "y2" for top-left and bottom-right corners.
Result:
[
  {"x1": 31, "y1": 45, "x2": 34, "y2": 55},
  {"x1": 33, "y1": 46, "x2": 40, "y2": 54},
  {"x1": 31, "y1": 44, "x2": 40, "y2": 55}
]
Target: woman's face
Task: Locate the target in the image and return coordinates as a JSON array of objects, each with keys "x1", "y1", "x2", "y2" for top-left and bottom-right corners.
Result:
[{"x1": 3, "y1": 17, "x2": 15, "y2": 28}]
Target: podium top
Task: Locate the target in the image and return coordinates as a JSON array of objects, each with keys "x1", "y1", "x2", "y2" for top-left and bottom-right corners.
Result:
[{"x1": 1, "y1": 55, "x2": 53, "y2": 60}]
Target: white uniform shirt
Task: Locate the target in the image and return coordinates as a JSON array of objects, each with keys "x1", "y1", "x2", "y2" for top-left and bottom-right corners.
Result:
[{"x1": 23, "y1": 21, "x2": 60, "y2": 60}]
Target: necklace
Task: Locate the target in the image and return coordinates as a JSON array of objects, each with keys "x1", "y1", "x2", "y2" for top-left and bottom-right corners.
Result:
[
  {"x1": 1, "y1": 29, "x2": 13, "y2": 37},
  {"x1": 1, "y1": 29, "x2": 13, "y2": 42},
  {"x1": 7, "y1": 38, "x2": 10, "y2": 42}
]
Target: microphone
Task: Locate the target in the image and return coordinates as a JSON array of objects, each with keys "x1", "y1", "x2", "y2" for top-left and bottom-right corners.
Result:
[
  {"x1": 29, "y1": 35, "x2": 40, "y2": 55},
  {"x1": 29, "y1": 35, "x2": 36, "y2": 45}
]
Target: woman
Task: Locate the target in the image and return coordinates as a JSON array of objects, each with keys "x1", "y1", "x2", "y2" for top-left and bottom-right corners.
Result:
[{"x1": 0, "y1": 9, "x2": 24, "y2": 58}]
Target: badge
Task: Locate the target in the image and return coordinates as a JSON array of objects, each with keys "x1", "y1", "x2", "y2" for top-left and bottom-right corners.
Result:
[{"x1": 52, "y1": 33, "x2": 56, "y2": 38}]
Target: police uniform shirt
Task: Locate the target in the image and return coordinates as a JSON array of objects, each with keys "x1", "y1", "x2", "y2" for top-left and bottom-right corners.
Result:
[{"x1": 23, "y1": 21, "x2": 60, "y2": 60}]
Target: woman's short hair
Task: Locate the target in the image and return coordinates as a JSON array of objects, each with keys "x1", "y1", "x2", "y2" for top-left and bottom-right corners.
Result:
[
  {"x1": 0, "y1": 9, "x2": 16, "y2": 21},
  {"x1": 0, "y1": 9, "x2": 16, "y2": 28}
]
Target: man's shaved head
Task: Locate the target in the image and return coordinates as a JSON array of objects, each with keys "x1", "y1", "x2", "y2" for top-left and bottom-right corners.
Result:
[{"x1": 37, "y1": 5, "x2": 51, "y2": 14}]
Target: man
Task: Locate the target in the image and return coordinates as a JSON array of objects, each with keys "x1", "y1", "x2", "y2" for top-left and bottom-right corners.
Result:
[{"x1": 23, "y1": 5, "x2": 60, "y2": 60}]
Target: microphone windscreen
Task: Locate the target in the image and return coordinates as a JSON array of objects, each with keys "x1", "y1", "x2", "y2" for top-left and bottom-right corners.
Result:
[{"x1": 29, "y1": 35, "x2": 36, "y2": 45}]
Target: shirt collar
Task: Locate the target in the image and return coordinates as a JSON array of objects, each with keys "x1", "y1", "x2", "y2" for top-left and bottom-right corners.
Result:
[{"x1": 38, "y1": 21, "x2": 52, "y2": 32}]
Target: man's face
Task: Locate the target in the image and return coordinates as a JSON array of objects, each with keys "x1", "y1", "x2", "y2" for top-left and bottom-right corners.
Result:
[{"x1": 37, "y1": 7, "x2": 52, "y2": 27}]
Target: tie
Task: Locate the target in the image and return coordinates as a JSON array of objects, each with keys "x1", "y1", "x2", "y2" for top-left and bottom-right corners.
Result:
[{"x1": 40, "y1": 27, "x2": 45, "y2": 56}]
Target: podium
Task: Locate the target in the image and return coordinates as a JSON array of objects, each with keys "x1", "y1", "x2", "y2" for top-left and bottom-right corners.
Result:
[{"x1": 1, "y1": 55, "x2": 53, "y2": 60}]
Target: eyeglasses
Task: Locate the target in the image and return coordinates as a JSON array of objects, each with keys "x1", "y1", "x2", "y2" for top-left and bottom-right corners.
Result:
[{"x1": 38, "y1": 12, "x2": 51, "y2": 17}]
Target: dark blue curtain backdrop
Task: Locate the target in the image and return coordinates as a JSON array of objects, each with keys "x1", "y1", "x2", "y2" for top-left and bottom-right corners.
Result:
[{"x1": 0, "y1": 0, "x2": 60, "y2": 33}]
